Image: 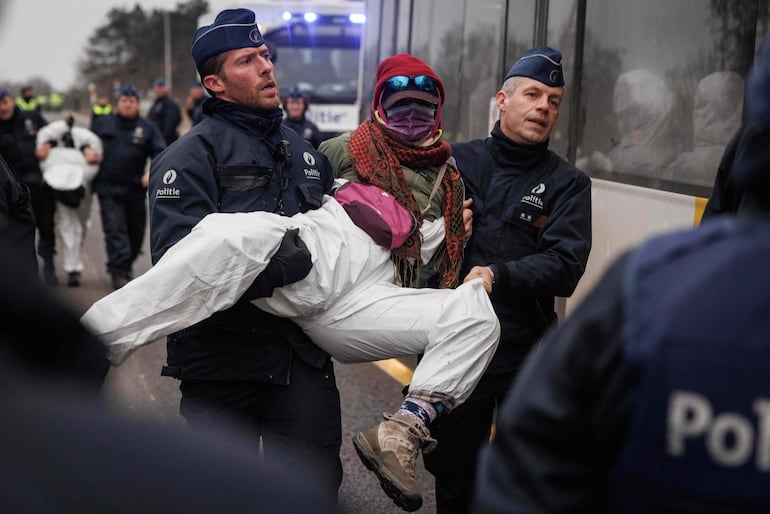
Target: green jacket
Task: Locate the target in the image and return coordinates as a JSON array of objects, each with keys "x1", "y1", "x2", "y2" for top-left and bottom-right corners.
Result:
[{"x1": 319, "y1": 132, "x2": 446, "y2": 222}]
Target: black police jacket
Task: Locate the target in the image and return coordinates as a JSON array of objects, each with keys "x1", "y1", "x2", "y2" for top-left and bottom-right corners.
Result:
[
  {"x1": 0, "y1": 107, "x2": 47, "y2": 185},
  {"x1": 91, "y1": 114, "x2": 166, "y2": 194},
  {"x1": 149, "y1": 98, "x2": 334, "y2": 382},
  {"x1": 452, "y1": 122, "x2": 592, "y2": 375}
]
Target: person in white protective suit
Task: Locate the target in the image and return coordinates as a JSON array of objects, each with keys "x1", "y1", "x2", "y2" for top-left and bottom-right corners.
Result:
[
  {"x1": 81, "y1": 179, "x2": 500, "y2": 503},
  {"x1": 36, "y1": 115, "x2": 102, "y2": 287}
]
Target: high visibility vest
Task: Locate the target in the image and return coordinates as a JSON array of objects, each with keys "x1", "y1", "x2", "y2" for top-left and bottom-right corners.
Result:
[
  {"x1": 16, "y1": 96, "x2": 39, "y2": 111},
  {"x1": 92, "y1": 104, "x2": 113, "y2": 116}
]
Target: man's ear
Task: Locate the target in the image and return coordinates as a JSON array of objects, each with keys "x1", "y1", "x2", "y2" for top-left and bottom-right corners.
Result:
[
  {"x1": 202, "y1": 75, "x2": 224, "y2": 95},
  {"x1": 495, "y1": 90, "x2": 508, "y2": 112}
]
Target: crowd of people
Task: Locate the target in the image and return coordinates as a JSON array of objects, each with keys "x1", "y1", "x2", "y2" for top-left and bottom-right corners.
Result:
[{"x1": 1, "y1": 5, "x2": 769, "y2": 513}]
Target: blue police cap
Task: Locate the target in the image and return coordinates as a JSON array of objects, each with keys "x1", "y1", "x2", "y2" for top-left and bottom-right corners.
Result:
[
  {"x1": 118, "y1": 83, "x2": 140, "y2": 98},
  {"x1": 192, "y1": 9, "x2": 265, "y2": 72},
  {"x1": 504, "y1": 46, "x2": 564, "y2": 87},
  {"x1": 0, "y1": 86, "x2": 9, "y2": 100}
]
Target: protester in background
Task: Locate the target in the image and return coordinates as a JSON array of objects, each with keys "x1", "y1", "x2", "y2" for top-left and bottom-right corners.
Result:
[
  {"x1": 282, "y1": 86, "x2": 322, "y2": 148},
  {"x1": 148, "y1": 9, "x2": 342, "y2": 509},
  {"x1": 0, "y1": 152, "x2": 37, "y2": 275},
  {"x1": 422, "y1": 47, "x2": 592, "y2": 514},
  {"x1": 36, "y1": 114, "x2": 102, "y2": 287},
  {"x1": 184, "y1": 80, "x2": 206, "y2": 126},
  {"x1": 148, "y1": 77, "x2": 181, "y2": 146},
  {"x1": 319, "y1": 53, "x2": 472, "y2": 511},
  {"x1": 15, "y1": 85, "x2": 41, "y2": 112},
  {"x1": 473, "y1": 33, "x2": 770, "y2": 514},
  {"x1": 91, "y1": 83, "x2": 165, "y2": 290},
  {"x1": 90, "y1": 94, "x2": 113, "y2": 126},
  {"x1": 0, "y1": 86, "x2": 57, "y2": 284}
]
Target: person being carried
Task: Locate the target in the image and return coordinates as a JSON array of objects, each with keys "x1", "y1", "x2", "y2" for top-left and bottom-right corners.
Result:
[{"x1": 35, "y1": 114, "x2": 103, "y2": 287}]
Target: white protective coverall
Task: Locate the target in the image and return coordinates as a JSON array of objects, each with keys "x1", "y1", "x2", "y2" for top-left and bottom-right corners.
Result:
[
  {"x1": 37, "y1": 121, "x2": 102, "y2": 275},
  {"x1": 82, "y1": 187, "x2": 500, "y2": 406}
]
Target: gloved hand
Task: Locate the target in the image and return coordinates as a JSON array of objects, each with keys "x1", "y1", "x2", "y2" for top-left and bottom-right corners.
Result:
[{"x1": 241, "y1": 228, "x2": 312, "y2": 300}]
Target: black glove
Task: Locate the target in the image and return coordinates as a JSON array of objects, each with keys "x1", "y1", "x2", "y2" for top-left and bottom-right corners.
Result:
[{"x1": 241, "y1": 228, "x2": 312, "y2": 301}]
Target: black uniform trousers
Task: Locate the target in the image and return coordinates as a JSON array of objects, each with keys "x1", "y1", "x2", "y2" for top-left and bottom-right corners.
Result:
[
  {"x1": 178, "y1": 356, "x2": 343, "y2": 511},
  {"x1": 97, "y1": 189, "x2": 147, "y2": 279},
  {"x1": 25, "y1": 181, "x2": 56, "y2": 266},
  {"x1": 424, "y1": 370, "x2": 518, "y2": 514}
]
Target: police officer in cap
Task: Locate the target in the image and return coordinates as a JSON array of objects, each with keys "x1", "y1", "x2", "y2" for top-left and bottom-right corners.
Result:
[
  {"x1": 282, "y1": 85, "x2": 322, "y2": 148},
  {"x1": 473, "y1": 34, "x2": 770, "y2": 514}
]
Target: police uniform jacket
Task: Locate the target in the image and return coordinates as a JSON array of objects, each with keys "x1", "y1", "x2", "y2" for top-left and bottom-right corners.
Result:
[
  {"x1": 91, "y1": 114, "x2": 166, "y2": 195},
  {"x1": 0, "y1": 107, "x2": 47, "y2": 185},
  {"x1": 149, "y1": 97, "x2": 334, "y2": 381},
  {"x1": 474, "y1": 213, "x2": 770, "y2": 513},
  {"x1": 284, "y1": 115, "x2": 322, "y2": 149},
  {"x1": 149, "y1": 95, "x2": 182, "y2": 145},
  {"x1": 452, "y1": 121, "x2": 591, "y2": 375},
  {"x1": 0, "y1": 153, "x2": 36, "y2": 274}
]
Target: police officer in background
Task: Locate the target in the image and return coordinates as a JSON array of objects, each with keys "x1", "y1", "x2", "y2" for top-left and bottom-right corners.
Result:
[
  {"x1": 148, "y1": 9, "x2": 342, "y2": 508},
  {"x1": 282, "y1": 86, "x2": 322, "y2": 149},
  {"x1": 91, "y1": 83, "x2": 165, "y2": 290},
  {"x1": 184, "y1": 80, "x2": 206, "y2": 127},
  {"x1": 16, "y1": 85, "x2": 40, "y2": 112},
  {"x1": 90, "y1": 94, "x2": 113, "y2": 126},
  {"x1": 148, "y1": 77, "x2": 182, "y2": 146},
  {"x1": 473, "y1": 35, "x2": 770, "y2": 514},
  {"x1": 422, "y1": 47, "x2": 592, "y2": 513},
  {"x1": 0, "y1": 86, "x2": 56, "y2": 284},
  {"x1": 0, "y1": 152, "x2": 37, "y2": 275}
]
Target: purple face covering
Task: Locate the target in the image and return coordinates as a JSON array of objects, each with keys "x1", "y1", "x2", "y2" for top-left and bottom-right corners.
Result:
[{"x1": 386, "y1": 104, "x2": 437, "y2": 142}]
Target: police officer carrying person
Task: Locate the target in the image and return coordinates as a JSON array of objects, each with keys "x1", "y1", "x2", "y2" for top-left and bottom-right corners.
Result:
[
  {"x1": 148, "y1": 77, "x2": 182, "y2": 146},
  {"x1": 148, "y1": 8, "x2": 342, "y2": 508},
  {"x1": 91, "y1": 83, "x2": 165, "y2": 290},
  {"x1": 0, "y1": 86, "x2": 57, "y2": 284},
  {"x1": 473, "y1": 33, "x2": 770, "y2": 514},
  {"x1": 422, "y1": 47, "x2": 592, "y2": 513},
  {"x1": 282, "y1": 85, "x2": 322, "y2": 149}
]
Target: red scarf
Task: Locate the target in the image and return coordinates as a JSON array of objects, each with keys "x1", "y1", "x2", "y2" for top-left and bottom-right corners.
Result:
[{"x1": 349, "y1": 119, "x2": 464, "y2": 288}]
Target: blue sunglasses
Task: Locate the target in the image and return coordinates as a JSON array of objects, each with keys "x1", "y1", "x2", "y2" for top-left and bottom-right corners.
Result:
[{"x1": 385, "y1": 75, "x2": 438, "y2": 93}]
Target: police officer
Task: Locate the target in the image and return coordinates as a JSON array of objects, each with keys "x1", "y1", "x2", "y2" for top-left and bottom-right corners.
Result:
[
  {"x1": 16, "y1": 85, "x2": 40, "y2": 112},
  {"x1": 148, "y1": 77, "x2": 182, "y2": 146},
  {"x1": 282, "y1": 86, "x2": 322, "y2": 148},
  {"x1": 473, "y1": 34, "x2": 770, "y2": 514},
  {"x1": 148, "y1": 9, "x2": 341, "y2": 508},
  {"x1": 422, "y1": 47, "x2": 592, "y2": 513},
  {"x1": 91, "y1": 83, "x2": 165, "y2": 290},
  {"x1": 0, "y1": 151, "x2": 37, "y2": 275},
  {"x1": 90, "y1": 94, "x2": 113, "y2": 126},
  {"x1": 0, "y1": 86, "x2": 56, "y2": 284}
]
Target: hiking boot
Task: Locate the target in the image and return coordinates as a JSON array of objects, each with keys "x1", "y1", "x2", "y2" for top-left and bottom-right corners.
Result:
[
  {"x1": 352, "y1": 412, "x2": 436, "y2": 512},
  {"x1": 67, "y1": 272, "x2": 80, "y2": 287}
]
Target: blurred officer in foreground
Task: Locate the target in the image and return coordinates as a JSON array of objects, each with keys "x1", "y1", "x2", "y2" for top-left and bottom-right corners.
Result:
[
  {"x1": 91, "y1": 83, "x2": 166, "y2": 290},
  {"x1": 473, "y1": 34, "x2": 770, "y2": 514},
  {"x1": 0, "y1": 86, "x2": 57, "y2": 284},
  {"x1": 149, "y1": 8, "x2": 341, "y2": 508},
  {"x1": 282, "y1": 85, "x2": 322, "y2": 148},
  {"x1": 0, "y1": 243, "x2": 331, "y2": 514}
]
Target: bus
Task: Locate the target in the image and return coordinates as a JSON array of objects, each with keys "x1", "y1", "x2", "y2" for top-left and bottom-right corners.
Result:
[
  {"x1": 200, "y1": 0, "x2": 365, "y2": 139},
  {"x1": 361, "y1": 0, "x2": 770, "y2": 318}
]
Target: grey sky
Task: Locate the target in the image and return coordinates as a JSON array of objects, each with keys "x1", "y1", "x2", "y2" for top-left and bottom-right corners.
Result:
[{"x1": 0, "y1": 0, "x2": 174, "y2": 91}]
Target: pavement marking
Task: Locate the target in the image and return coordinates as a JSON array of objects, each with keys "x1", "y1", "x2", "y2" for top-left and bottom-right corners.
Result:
[{"x1": 373, "y1": 359, "x2": 413, "y2": 387}]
